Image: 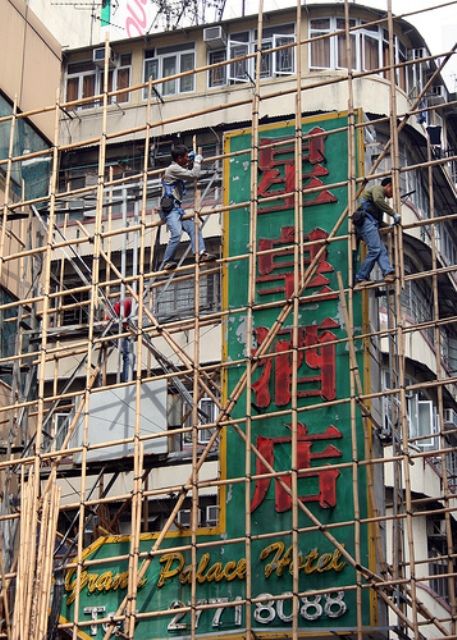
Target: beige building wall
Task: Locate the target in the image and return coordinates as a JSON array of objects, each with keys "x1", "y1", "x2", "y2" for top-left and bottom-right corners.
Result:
[
  {"x1": 60, "y1": 6, "x2": 421, "y2": 146},
  {"x1": 0, "y1": 0, "x2": 61, "y2": 139}
]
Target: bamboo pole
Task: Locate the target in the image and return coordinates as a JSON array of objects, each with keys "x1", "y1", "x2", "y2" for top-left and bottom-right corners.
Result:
[{"x1": 290, "y1": 1, "x2": 303, "y2": 637}]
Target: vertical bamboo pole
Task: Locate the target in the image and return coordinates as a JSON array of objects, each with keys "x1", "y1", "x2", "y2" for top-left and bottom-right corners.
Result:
[
  {"x1": 387, "y1": 2, "x2": 419, "y2": 635},
  {"x1": 124, "y1": 78, "x2": 153, "y2": 639},
  {"x1": 291, "y1": 0, "x2": 304, "y2": 636},
  {"x1": 242, "y1": 3, "x2": 264, "y2": 637},
  {"x1": 190, "y1": 131, "x2": 202, "y2": 640},
  {"x1": 343, "y1": 4, "x2": 364, "y2": 638},
  {"x1": 20, "y1": 87, "x2": 61, "y2": 640},
  {"x1": 71, "y1": 37, "x2": 111, "y2": 639},
  {"x1": 425, "y1": 113, "x2": 457, "y2": 632},
  {"x1": 0, "y1": 544, "x2": 11, "y2": 640}
]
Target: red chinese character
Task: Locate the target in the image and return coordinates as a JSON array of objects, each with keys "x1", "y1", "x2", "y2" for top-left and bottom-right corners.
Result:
[
  {"x1": 257, "y1": 226, "x2": 336, "y2": 301},
  {"x1": 257, "y1": 128, "x2": 337, "y2": 214},
  {"x1": 302, "y1": 176, "x2": 338, "y2": 208},
  {"x1": 251, "y1": 423, "x2": 342, "y2": 512},
  {"x1": 252, "y1": 318, "x2": 338, "y2": 408}
]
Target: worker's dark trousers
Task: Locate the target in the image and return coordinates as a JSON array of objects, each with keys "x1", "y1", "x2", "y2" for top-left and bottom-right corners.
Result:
[
  {"x1": 355, "y1": 214, "x2": 393, "y2": 281},
  {"x1": 160, "y1": 206, "x2": 205, "y2": 263}
]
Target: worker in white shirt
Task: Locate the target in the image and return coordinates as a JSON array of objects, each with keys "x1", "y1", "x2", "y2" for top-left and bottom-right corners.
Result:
[{"x1": 159, "y1": 144, "x2": 216, "y2": 270}]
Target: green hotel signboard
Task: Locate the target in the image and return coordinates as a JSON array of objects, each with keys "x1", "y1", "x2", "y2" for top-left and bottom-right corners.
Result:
[{"x1": 60, "y1": 113, "x2": 377, "y2": 638}]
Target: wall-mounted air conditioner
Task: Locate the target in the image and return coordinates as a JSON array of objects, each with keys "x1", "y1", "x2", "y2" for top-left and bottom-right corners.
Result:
[
  {"x1": 444, "y1": 408, "x2": 457, "y2": 427},
  {"x1": 176, "y1": 508, "x2": 201, "y2": 528},
  {"x1": 203, "y1": 26, "x2": 227, "y2": 49},
  {"x1": 206, "y1": 505, "x2": 218, "y2": 527},
  {"x1": 93, "y1": 47, "x2": 118, "y2": 68}
]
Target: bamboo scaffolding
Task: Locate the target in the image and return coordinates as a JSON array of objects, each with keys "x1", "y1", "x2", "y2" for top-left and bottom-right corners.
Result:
[{"x1": 2, "y1": 1, "x2": 457, "y2": 639}]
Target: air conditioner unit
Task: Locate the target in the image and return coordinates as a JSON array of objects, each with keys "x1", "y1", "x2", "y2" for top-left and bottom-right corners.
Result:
[
  {"x1": 176, "y1": 508, "x2": 201, "y2": 528},
  {"x1": 444, "y1": 408, "x2": 457, "y2": 427},
  {"x1": 93, "y1": 47, "x2": 118, "y2": 68},
  {"x1": 206, "y1": 505, "x2": 218, "y2": 527},
  {"x1": 203, "y1": 26, "x2": 227, "y2": 49}
]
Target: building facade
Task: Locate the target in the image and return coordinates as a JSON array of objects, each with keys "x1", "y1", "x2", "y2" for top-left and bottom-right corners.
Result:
[{"x1": 1, "y1": 2, "x2": 457, "y2": 638}]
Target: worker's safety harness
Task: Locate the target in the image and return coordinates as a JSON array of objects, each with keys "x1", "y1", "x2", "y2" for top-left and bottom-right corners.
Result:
[
  {"x1": 160, "y1": 179, "x2": 185, "y2": 214},
  {"x1": 353, "y1": 199, "x2": 378, "y2": 227}
]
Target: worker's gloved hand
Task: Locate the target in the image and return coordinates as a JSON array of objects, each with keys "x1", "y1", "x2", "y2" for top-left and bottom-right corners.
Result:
[
  {"x1": 194, "y1": 154, "x2": 203, "y2": 163},
  {"x1": 393, "y1": 213, "x2": 401, "y2": 225},
  {"x1": 188, "y1": 150, "x2": 196, "y2": 160}
]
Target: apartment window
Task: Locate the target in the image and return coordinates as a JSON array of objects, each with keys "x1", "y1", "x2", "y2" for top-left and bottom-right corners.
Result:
[
  {"x1": 362, "y1": 25, "x2": 380, "y2": 71},
  {"x1": 447, "y1": 445, "x2": 457, "y2": 490},
  {"x1": 183, "y1": 397, "x2": 219, "y2": 445},
  {"x1": 65, "y1": 67, "x2": 96, "y2": 107},
  {"x1": 439, "y1": 223, "x2": 457, "y2": 266},
  {"x1": 442, "y1": 332, "x2": 457, "y2": 374},
  {"x1": 380, "y1": 369, "x2": 395, "y2": 439},
  {"x1": 208, "y1": 50, "x2": 227, "y2": 87},
  {"x1": 208, "y1": 25, "x2": 295, "y2": 88},
  {"x1": 54, "y1": 282, "x2": 91, "y2": 327},
  {"x1": 0, "y1": 288, "x2": 18, "y2": 373},
  {"x1": 309, "y1": 17, "x2": 406, "y2": 86},
  {"x1": 397, "y1": 41, "x2": 408, "y2": 91},
  {"x1": 428, "y1": 534, "x2": 450, "y2": 603},
  {"x1": 53, "y1": 412, "x2": 72, "y2": 450},
  {"x1": 309, "y1": 19, "x2": 332, "y2": 68},
  {"x1": 155, "y1": 272, "x2": 220, "y2": 322},
  {"x1": 65, "y1": 54, "x2": 131, "y2": 108},
  {"x1": 401, "y1": 258, "x2": 433, "y2": 330},
  {"x1": 407, "y1": 48, "x2": 430, "y2": 98},
  {"x1": 167, "y1": 393, "x2": 219, "y2": 451},
  {"x1": 100, "y1": 54, "x2": 132, "y2": 102},
  {"x1": 408, "y1": 394, "x2": 438, "y2": 449},
  {"x1": 336, "y1": 18, "x2": 357, "y2": 69},
  {"x1": 429, "y1": 555, "x2": 449, "y2": 600},
  {"x1": 197, "y1": 398, "x2": 219, "y2": 443},
  {"x1": 407, "y1": 168, "x2": 430, "y2": 218},
  {"x1": 228, "y1": 33, "x2": 249, "y2": 82},
  {"x1": 382, "y1": 369, "x2": 439, "y2": 449},
  {"x1": 144, "y1": 45, "x2": 195, "y2": 98}
]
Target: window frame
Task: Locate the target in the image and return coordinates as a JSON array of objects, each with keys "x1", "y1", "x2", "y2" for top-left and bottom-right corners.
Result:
[
  {"x1": 408, "y1": 395, "x2": 439, "y2": 450},
  {"x1": 309, "y1": 16, "x2": 407, "y2": 88},
  {"x1": 65, "y1": 56, "x2": 132, "y2": 108},
  {"x1": 143, "y1": 47, "x2": 196, "y2": 98},
  {"x1": 208, "y1": 25, "x2": 296, "y2": 88},
  {"x1": 154, "y1": 271, "x2": 220, "y2": 322}
]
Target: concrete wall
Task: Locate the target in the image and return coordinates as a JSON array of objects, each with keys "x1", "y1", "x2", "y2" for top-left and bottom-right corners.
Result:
[
  {"x1": 0, "y1": 0, "x2": 61, "y2": 139},
  {"x1": 60, "y1": 6, "x2": 416, "y2": 145},
  {"x1": 29, "y1": 0, "x2": 96, "y2": 49}
]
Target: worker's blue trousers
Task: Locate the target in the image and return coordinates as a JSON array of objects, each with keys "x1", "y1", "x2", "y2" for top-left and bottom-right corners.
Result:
[
  {"x1": 355, "y1": 214, "x2": 394, "y2": 281},
  {"x1": 160, "y1": 206, "x2": 205, "y2": 263}
]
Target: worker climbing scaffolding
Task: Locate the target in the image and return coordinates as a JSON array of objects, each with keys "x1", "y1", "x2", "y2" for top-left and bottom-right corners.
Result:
[
  {"x1": 159, "y1": 144, "x2": 217, "y2": 270},
  {"x1": 353, "y1": 177, "x2": 401, "y2": 287}
]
